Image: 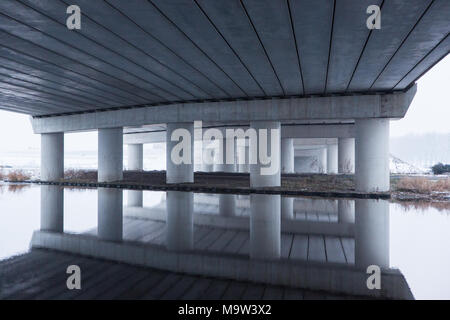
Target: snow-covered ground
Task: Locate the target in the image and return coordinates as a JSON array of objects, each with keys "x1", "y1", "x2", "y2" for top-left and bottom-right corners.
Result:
[{"x1": 390, "y1": 154, "x2": 428, "y2": 175}]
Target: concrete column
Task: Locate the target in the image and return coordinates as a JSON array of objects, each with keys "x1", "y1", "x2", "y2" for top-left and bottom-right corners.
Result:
[
  {"x1": 127, "y1": 144, "x2": 143, "y2": 207},
  {"x1": 219, "y1": 194, "x2": 236, "y2": 216},
  {"x1": 40, "y1": 185, "x2": 63, "y2": 232},
  {"x1": 238, "y1": 142, "x2": 250, "y2": 173},
  {"x1": 355, "y1": 199, "x2": 389, "y2": 269},
  {"x1": 201, "y1": 143, "x2": 214, "y2": 172},
  {"x1": 338, "y1": 138, "x2": 355, "y2": 173},
  {"x1": 281, "y1": 197, "x2": 294, "y2": 219},
  {"x1": 318, "y1": 148, "x2": 327, "y2": 173},
  {"x1": 98, "y1": 188, "x2": 123, "y2": 241},
  {"x1": 98, "y1": 128, "x2": 123, "y2": 182},
  {"x1": 41, "y1": 133, "x2": 64, "y2": 181},
  {"x1": 250, "y1": 194, "x2": 281, "y2": 259},
  {"x1": 250, "y1": 121, "x2": 281, "y2": 187},
  {"x1": 166, "y1": 191, "x2": 193, "y2": 251},
  {"x1": 355, "y1": 119, "x2": 390, "y2": 192},
  {"x1": 166, "y1": 122, "x2": 194, "y2": 183},
  {"x1": 338, "y1": 199, "x2": 355, "y2": 223},
  {"x1": 326, "y1": 144, "x2": 338, "y2": 174},
  {"x1": 281, "y1": 138, "x2": 294, "y2": 174},
  {"x1": 127, "y1": 144, "x2": 143, "y2": 171},
  {"x1": 215, "y1": 139, "x2": 236, "y2": 173}
]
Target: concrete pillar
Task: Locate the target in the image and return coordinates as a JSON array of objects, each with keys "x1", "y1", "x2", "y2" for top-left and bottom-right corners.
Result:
[
  {"x1": 41, "y1": 133, "x2": 64, "y2": 181},
  {"x1": 250, "y1": 121, "x2": 281, "y2": 187},
  {"x1": 355, "y1": 199, "x2": 389, "y2": 269},
  {"x1": 127, "y1": 144, "x2": 143, "y2": 171},
  {"x1": 355, "y1": 119, "x2": 390, "y2": 192},
  {"x1": 166, "y1": 122, "x2": 194, "y2": 183},
  {"x1": 166, "y1": 191, "x2": 193, "y2": 251},
  {"x1": 40, "y1": 185, "x2": 63, "y2": 232},
  {"x1": 326, "y1": 144, "x2": 338, "y2": 174},
  {"x1": 281, "y1": 197, "x2": 294, "y2": 219},
  {"x1": 215, "y1": 139, "x2": 236, "y2": 173},
  {"x1": 127, "y1": 144, "x2": 143, "y2": 207},
  {"x1": 219, "y1": 194, "x2": 236, "y2": 216},
  {"x1": 281, "y1": 138, "x2": 294, "y2": 174},
  {"x1": 98, "y1": 188, "x2": 123, "y2": 241},
  {"x1": 338, "y1": 199, "x2": 355, "y2": 223},
  {"x1": 238, "y1": 142, "x2": 250, "y2": 173},
  {"x1": 338, "y1": 138, "x2": 355, "y2": 173},
  {"x1": 201, "y1": 143, "x2": 214, "y2": 172},
  {"x1": 98, "y1": 128, "x2": 123, "y2": 182},
  {"x1": 250, "y1": 194, "x2": 281, "y2": 259},
  {"x1": 318, "y1": 148, "x2": 327, "y2": 173}
]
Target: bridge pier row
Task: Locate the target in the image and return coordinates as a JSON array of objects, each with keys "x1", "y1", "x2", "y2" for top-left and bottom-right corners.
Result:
[
  {"x1": 249, "y1": 121, "x2": 281, "y2": 259},
  {"x1": 355, "y1": 119, "x2": 390, "y2": 192},
  {"x1": 40, "y1": 133, "x2": 64, "y2": 232},
  {"x1": 98, "y1": 128, "x2": 123, "y2": 182},
  {"x1": 166, "y1": 122, "x2": 194, "y2": 184},
  {"x1": 166, "y1": 191, "x2": 194, "y2": 251},
  {"x1": 355, "y1": 199, "x2": 389, "y2": 269},
  {"x1": 338, "y1": 138, "x2": 355, "y2": 174},
  {"x1": 127, "y1": 144, "x2": 143, "y2": 207},
  {"x1": 327, "y1": 144, "x2": 338, "y2": 174},
  {"x1": 98, "y1": 188, "x2": 123, "y2": 242}
]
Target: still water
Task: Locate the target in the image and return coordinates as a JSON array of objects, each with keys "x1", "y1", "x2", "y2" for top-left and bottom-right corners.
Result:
[{"x1": 0, "y1": 183, "x2": 449, "y2": 299}]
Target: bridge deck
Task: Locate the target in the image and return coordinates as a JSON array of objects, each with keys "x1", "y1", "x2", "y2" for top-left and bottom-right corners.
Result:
[
  {"x1": 0, "y1": 249, "x2": 362, "y2": 300},
  {"x1": 84, "y1": 217, "x2": 355, "y2": 265}
]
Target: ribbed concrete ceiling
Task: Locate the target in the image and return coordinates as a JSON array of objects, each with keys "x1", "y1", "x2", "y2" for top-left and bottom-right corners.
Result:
[{"x1": 0, "y1": 0, "x2": 448, "y2": 117}]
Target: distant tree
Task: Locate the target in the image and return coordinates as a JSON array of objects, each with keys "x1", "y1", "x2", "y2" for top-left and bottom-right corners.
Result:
[{"x1": 431, "y1": 163, "x2": 450, "y2": 175}]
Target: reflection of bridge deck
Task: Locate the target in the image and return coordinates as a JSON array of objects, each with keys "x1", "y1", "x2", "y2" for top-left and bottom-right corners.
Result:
[
  {"x1": 104, "y1": 216, "x2": 355, "y2": 265},
  {"x1": 0, "y1": 249, "x2": 362, "y2": 300}
]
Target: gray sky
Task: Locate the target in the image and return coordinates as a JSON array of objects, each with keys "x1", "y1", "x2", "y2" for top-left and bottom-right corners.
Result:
[{"x1": 0, "y1": 55, "x2": 448, "y2": 152}]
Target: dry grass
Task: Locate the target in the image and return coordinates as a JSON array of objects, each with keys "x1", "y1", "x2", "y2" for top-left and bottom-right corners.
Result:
[
  {"x1": 64, "y1": 169, "x2": 97, "y2": 181},
  {"x1": 396, "y1": 177, "x2": 450, "y2": 193},
  {"x1": 6, "y1": 170, "x2": 32, "y2": 182}
]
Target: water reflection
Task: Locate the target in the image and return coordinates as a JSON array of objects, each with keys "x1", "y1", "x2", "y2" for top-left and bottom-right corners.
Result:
[{"x1": 1, "y1": 184, "x2": 450, "y2": 298}]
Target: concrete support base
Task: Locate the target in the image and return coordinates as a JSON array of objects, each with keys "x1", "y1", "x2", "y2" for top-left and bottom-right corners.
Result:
[
  {"x1": 98, "y1": 128, "x2": 123, "y2": 182},
  {"x1": 166, "y1": 122, "x2": 194, "y2": 184},
  {"x1": 355, "y1": 119, "x2": 390, "y2": 192}
]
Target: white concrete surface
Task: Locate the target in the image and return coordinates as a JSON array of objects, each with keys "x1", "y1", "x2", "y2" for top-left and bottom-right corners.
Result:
[
  {"x1": 327, "y1": 144, "x2": 338, "y2": 174},
  {"x1": 250, "y1": 194, "x2": 281, "y2": 260},
  {"x1": 338, "y1": 138, "x2": 355, "y2": 173},
  {"x1": 40, "y1": 185, "x2": 63, "y2": 232},
  {"x1": 127, "y1": 143, "x2": 143, "y2": 171},
  {"x1": 41, "y1": 133, "x2": 64, "y2": 181},
  {"x1": 281, "y1": 138, "x2": 294, "y2": 173},
  {"x1": 98, "y1": 188, "x2": 123, "y2": 242},
  {"x1": 98, "y1": 128, "x2": 123, "y2": 182},
  {"x1": 281, "y1": 197, "x2": 294, "y2": 220},
  {"x1": 338, "y1": 199, "x2": 355, "y2": 224},
  {"x1": 166, "y1": 122, "x2": 194, "y2": 183},
  {"x1": 250, "y1": 121, "x2": 281, "y2": 188},
  {"x1": 355, "y1": 119, "x2": 390, "y2": 192},
  {"x1": 166, "y1": 191, "x2": 194, "y2": 251}
]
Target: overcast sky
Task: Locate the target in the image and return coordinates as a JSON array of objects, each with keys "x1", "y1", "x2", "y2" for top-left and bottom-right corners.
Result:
[{"x1": 0, "y1": 55, "x2": 448, "y2": 153}]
